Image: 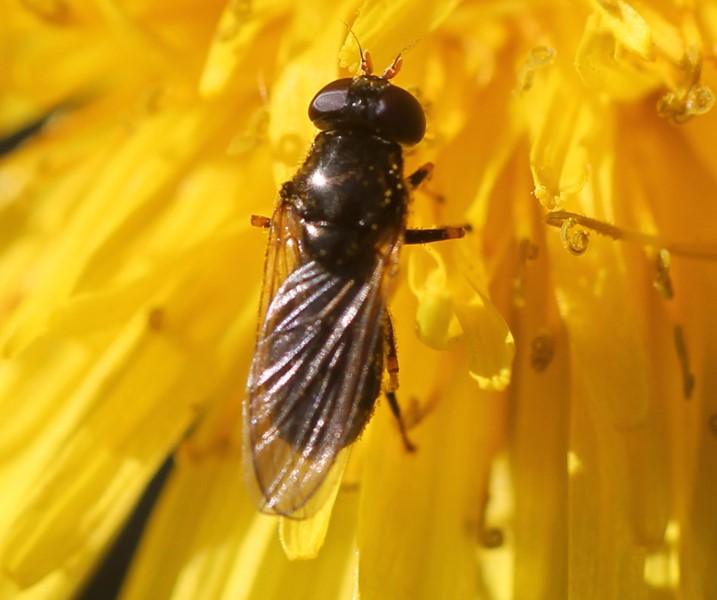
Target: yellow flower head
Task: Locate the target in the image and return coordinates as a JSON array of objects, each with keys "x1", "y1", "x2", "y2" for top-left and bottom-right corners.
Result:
[{"x1": 1, "y1": 1, "x2": 717, "y2": 599}]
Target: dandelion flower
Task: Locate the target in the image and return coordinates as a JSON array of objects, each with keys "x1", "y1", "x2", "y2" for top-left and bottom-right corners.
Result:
[{"x1": 1, "y1": 1, "x2": 716, "y2": 599}]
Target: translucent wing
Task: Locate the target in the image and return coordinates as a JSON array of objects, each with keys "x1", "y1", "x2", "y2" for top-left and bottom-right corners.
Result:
[
  {"x1": 256, "y1": 201, "x2": 303, "y2": 328},
  {"x1": 244, "y1": 251, "x2": 394, "y2": 517}
]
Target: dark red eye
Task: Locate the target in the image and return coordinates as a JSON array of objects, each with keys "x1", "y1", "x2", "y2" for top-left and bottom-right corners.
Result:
[
  {"x1": 372, "y1": 85, "x2": 425, "y2": 145},
  {"x1": 308, "y1": 78, "x2": 352, "y2": 128},
  {"x1": 308, "y1": 76, "x2": 426, "y2": 145}
]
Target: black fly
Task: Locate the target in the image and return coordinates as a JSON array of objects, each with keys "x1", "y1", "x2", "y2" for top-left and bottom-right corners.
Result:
[{"x1": 245, "y1": 49, "x2": 466, "y2": 518}]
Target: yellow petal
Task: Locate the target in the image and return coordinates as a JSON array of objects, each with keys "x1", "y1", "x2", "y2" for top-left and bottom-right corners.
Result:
[
  {"x1": 523, "y1": 66, "x2": 593, "y2": 210},
  {"x1": 408, "y1": 246, "x2": 462, "y2": 351},
  {"x1": 343, "y1": 0, "x2": 462, "y2": 73},
  {"x1": 278, "y1": 452, "x2": 348, "y2": 560},
  {"x1": 588, "y1": 0, "x2": 655, "y2": 61},
  {"x1": 455, "y1": 287, "x2": 514, "y2": 392},
  {"x1": 357, "y1": 362, "x2": 501, "y2": 600},
  {"x1": 508, "y1": 244, "x2": 569, "y2": 597},
  {"x1": 575, "y1": 14, "x2": 659, "y2": 100}
]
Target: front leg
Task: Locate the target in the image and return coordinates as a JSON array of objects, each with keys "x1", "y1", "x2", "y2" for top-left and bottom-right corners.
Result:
[
  {"x1": 406, "y1": 162, "x2": 434, "y2": 191},
  {"x1": 405, "y1": 163, "x2": 469, "y2": 243}
]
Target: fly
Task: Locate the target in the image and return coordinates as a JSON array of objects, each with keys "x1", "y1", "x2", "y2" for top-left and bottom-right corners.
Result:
[{"x1": 245, "y1": 48, "x2": 467, "y2": 518}]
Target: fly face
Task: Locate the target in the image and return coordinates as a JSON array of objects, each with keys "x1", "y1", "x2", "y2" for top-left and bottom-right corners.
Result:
[{"x1": 245, "y1": 50, "x2": 467, "y2": 518}]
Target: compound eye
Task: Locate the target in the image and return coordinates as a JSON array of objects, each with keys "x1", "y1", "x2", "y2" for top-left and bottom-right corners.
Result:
[
  {"x1": 374, "y1": 85, "x2": 426, "y2": 145},
  {"x1": 308, "y1": 78, "x2": 352, "y2": 129}
]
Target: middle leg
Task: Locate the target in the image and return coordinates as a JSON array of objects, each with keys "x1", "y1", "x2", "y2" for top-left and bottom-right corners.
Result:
[{"x1": 405, "y1": 163, "x2": 470, "y2": 244}]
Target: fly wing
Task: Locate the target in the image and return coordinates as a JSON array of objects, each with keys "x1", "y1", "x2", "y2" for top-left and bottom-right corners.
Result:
[
  {"x1": 245, "y1": 256, "x2": 390, "y2": 517},
  {"x1": 256, "y1": 201, "x2": 303, "y2": 328}
]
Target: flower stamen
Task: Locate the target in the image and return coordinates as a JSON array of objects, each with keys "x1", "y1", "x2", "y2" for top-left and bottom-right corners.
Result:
[
  {"x1": 548, "y1": 211, "x2": 702, "y2": 401},
  {"x1": 546, "y1": 210, "x2": 717, "y2": 261},
  {"x1": 559, "y1": 217, "x2": 590, "y2": 256},
  {"x1": 513, "y1": 238, "x2": 540, "y2": 306},
  {"x1": 657, "y1": 84, "x2": 715, "y2": 123},
  {"x1": 656, "y1": 36, "x2": 715, "y2": 123},
  {"x1": 673, "y1": 325, "x2": 695, "y2": 400},
  {"x1": 515, "y1": 45, "x2": 556, "y2": 94},
  {"x1": 653, "y1": 249, "x2": 674, "y2": 300},
  {"x1": 480, "y1": 526, "x2": 504, "y2": 548},
  {"x1": 530, "y1": 332, "x2": 555, "y2": 372}
]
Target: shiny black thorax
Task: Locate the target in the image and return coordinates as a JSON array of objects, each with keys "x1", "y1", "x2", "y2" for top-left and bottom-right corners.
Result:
[{"x1": 282, "y1": 129, "x2": 408, "y2": 271}]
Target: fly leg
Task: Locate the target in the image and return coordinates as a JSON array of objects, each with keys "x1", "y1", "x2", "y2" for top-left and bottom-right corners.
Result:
[
  {"x1": 250, "y1": 215, "x2": 271, "y2": 228},
  {"x1": 404, "y1": 225, "x2": 468, "y2": 244},
  {"x1": 252, "y1": 183, "x2": 298, "y2": 229},
  {"x1": 405, "y1": 163, "x2": 470, "y2": 243},
  {"x1": 407, "y1": 162, "x2": 447, "y2": 205},
  {"x1": 384, "y1": 311, "x2": 417, "y2": 453},
  {"x1": 406, "y1": 162, "x2": 435, "y2": 191}
]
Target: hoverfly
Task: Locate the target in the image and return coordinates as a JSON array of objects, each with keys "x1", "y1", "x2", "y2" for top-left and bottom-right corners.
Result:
[{"x1": 245, "y1": 48, "x2": 466, "y2": 518}]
